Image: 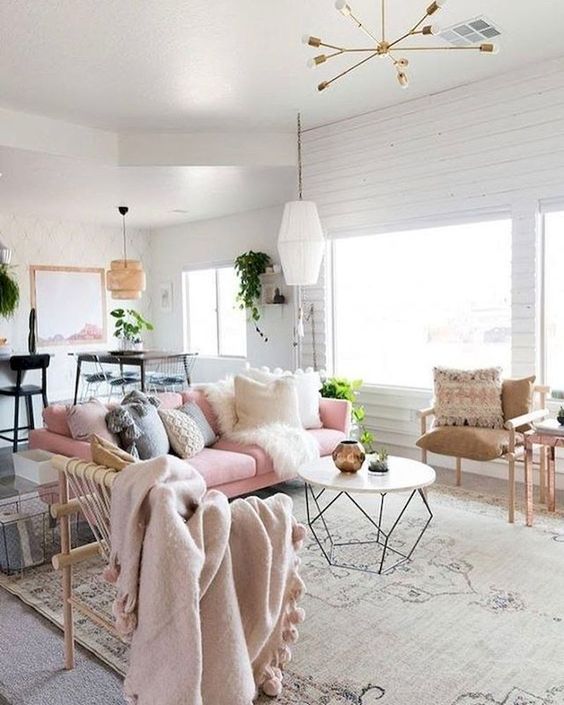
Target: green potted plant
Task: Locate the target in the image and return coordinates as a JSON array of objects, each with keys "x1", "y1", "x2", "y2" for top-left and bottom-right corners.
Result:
[
  {"x1": 557, "y1": 406, "x2": 564, "y2": 426},
  {"x1": 0, "y1": 265, "x2": 20, "y2": 320},
  {"x1": 368, "y1": 448, "x2": 389, "y2": 474},
  {"x1": 110, "y1": 308, "x2": 154, "y2": 351},
  {"x1": 320, "y1": 376, "x2": 375, "y2": 452},
  {"x1": 234, "y1": 250, "x2": 272, "y2": 341}
]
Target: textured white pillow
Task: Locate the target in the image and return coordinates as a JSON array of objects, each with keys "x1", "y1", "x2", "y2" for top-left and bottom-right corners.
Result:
[
  {"x1": 244, "y1": 367, "x2": 322, "y2": 429},
  {"x1": 158, "y1": 409, "x2": 205, "y2": 459},
  {"x1": 234, "y1": 375, "x2": 301, "y2": 431},
  {"x1": 204, "y1": 377, "x2": 237, "y2": 435}
]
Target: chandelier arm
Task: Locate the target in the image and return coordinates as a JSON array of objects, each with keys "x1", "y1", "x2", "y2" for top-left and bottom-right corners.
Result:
[
  {"x1": 381, "y1": 0, "x2": 385, "y2": 42},
  {"x1": 346, "y1": 10, "x2": 379, "y2": 42},
  {"x1": 323, "y1": 51, "x2": 380, "y2": 89},
  {"x1": 319, "y1": 40, "x2": 345, "y2": 51},
  {"x1": 389, "y1": 45, "x2": 484, "y2": 51},
  {"x1": 387, "y1": 13, "x2": 430, "y2": 49}
]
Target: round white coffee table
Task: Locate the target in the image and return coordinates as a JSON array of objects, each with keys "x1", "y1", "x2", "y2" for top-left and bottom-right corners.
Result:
[{"x1": 299, "y1": 455, "x2": 436, "y2": 575}]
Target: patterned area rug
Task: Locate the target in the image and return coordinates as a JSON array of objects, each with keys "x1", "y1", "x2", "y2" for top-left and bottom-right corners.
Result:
[{"x1": 1, "y1": 480, "x2": 564, "y2": 705}]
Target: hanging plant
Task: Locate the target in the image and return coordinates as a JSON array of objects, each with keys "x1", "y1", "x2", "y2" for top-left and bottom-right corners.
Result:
[
  {"x1": 234, "y1": 251, "x2": 272, "y2": 322},
  {"x1": 0, "y1": 266, "x2": 20, "y2": 319}
]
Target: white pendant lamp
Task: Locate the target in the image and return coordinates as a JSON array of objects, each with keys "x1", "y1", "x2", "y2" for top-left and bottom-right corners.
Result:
[
  {"x1": 278, "y1": 114, "x2": 325, "y2": 286},
  {"x1": 106, "y1": 206, "x2": 146, "y2": 300}
]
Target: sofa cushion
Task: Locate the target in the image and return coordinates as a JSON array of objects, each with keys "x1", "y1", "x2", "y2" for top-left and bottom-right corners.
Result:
[
  {"x1": 212, "y1": 438, "x2": 274, "y2": 476},
  {"x1": 234, "y1": 375, "x2": 301, "y2": 431},
  {"x1": 43, "y1": 404, "x2": 72, "y2": 437},
  {"x1": 502, "y1": 376, "x2": 535, "y2": 432},
  {"x1": 308, "y1": 428, "x2": 347, "y2": 456},
  {"x1": 416, "y1": 426, "x2": 524, "y2": 462},
  {"x1": 154, "y1": 392, "x2": 183, "y2": 410},
  {"x1": 159, "y1": 409, "x2": 205, "y2": 459},
  {"x1": 106, "y1": 391, "x2": 169, "y2": 460},
  {"x1": 433, "y1": 366, "x2": 504, "y2": 429},
  {"x1": 67, "y1": 398, "x2": 118, "y2": 444},
  {"x1": 183, "y1": 389, "x2": 220, "y2": 435},
  {"x1": 187, "y1": 447, "x2": 256, "y2": 487}
]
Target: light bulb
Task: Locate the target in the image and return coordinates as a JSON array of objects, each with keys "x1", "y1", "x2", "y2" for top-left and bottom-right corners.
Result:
[
  {"x1": 303, "y1": 35, "x2": 321, "y2": 47},
  {"x1": 480, "y1": 43, "x2": 498, "y2": 53},
  {"x1": 395, "y1": 58, "x2": 409, "y2": 68},
  {"x1": 422, "y1": 24, "x2": 440, "y2": 35},
  {"x1": 335, "y1": 0, "x2": 352, "y2": 16},
  {"x1": 397, "y1": 72, "x2": 409, "y2": 88},
  {"x1": 318, "y1": 81, "x2": 329, "y2": 92},
  {"x1": 307, "y1": 55, "x2": 327, "y2": 68}
]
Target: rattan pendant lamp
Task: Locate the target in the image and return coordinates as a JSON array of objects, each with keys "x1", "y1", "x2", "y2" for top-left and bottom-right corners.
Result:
[
  {"x1": 106, "y1": 206, "x2": 146, "y2": 300},
  {"x1": 277, "y1": 114, "x2": 325, "y2": 286}
]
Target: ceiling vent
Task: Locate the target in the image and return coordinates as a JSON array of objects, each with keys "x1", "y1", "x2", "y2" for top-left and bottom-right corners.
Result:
[{"x1": 439, "y1": 17, "x2": 501, "y2": 47}]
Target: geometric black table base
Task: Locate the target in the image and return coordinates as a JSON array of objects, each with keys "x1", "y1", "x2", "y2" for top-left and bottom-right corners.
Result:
[{"x1": 304, "y1": 483, "x2": 433, "y2": 575}]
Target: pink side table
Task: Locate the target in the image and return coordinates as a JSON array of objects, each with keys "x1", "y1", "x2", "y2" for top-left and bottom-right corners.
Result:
[{"x1": 524, "y1": 424, "x2": 560, "y2": 526}]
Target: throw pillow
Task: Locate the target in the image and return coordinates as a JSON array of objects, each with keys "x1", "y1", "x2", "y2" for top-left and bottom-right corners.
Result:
[
  {"x1": 204, "y1": 378, "x2": 237, "y2": 435},
  {"x1": 90, "y1": 434, "x2": 136, "y2": 471},
  {"x1": 433, "y1": 367, "x2": 504, "y2": 429},
  {"x1": 158, "y1": 409, "x2": 205, "y2": 459},
  {"x1": 106, "y1": 390, "x2": 170, "y2": 460},
  {"x1": 177, "y1": 401, "x2": 217, "y2": 447},
  {"x1": 502, "y1": 375, "x2": 536, "y2": 432},
  {"x1": 67, "y1": 398, "x2": 118, "y2": 445},
  {"x1": 233, "y1": 375, "x2": 301, "y2": 431},
  {"x1": 244, "y1": 367, "x2": 322, "y2": 429}
]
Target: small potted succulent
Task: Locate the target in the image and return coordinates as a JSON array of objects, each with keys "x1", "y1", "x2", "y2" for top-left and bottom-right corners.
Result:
[
  {"x1": 557, "y1": 406, "x2": 564, "y2": 426},
  {"x1": 368, "y1": 448, "x2": 389, "y2": 474}
]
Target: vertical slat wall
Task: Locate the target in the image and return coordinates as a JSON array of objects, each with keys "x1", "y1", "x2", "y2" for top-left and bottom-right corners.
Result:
[{"x1": 300, "y1": 57, "x2": 564, "y2": 479}]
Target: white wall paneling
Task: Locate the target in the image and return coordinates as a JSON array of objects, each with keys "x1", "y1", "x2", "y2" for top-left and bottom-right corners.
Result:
[{"x1": 301, "y1": 57, "x2": 564, "y2": 481}]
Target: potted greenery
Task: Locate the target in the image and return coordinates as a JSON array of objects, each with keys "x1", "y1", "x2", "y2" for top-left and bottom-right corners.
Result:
[
  {"x1": 234, "y1": 250, "x2": 272, "y2": 341},
  {"x1": 368, "y1": 448, "x2": 389, "y2": 474},
  {"x1": 320, "y1": 376, "x2": 375, "y2": 452},
  {"x1": 0, "y1": 265, "x2": 19, "y2": 320},
  {"x1": 110, "y1": 308, "x2": 154, "y2": 352},
  {"x1": 557, "y1": 406, "x2": 564, "y2": 426}
]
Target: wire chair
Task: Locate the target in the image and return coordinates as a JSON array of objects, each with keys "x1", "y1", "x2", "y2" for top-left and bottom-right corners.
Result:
[
  {"x1": 146, "y1": 354, "x2": 198, "y2": 394},
  {"x1": 77, "y1": 356, "x2": 114, "y2": 401}
]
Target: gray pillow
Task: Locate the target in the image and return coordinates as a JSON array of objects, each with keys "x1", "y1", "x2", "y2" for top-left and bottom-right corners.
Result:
[
  {"x1": 106, "y1": 390, "x2": 170, "y2": 460},
  {"x1": 178, "y1": 401, "x2": 217, "y2": 447}
]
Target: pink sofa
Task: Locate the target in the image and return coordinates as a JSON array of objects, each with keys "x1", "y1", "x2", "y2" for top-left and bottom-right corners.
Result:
[{"x1": 30, "y1": 389, "x2": 351, "y2": 498}]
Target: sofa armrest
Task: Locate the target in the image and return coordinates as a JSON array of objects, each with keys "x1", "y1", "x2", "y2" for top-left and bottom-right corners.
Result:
[{"x1": 319, "y1": 398, "x2": 351, "y2": 435}]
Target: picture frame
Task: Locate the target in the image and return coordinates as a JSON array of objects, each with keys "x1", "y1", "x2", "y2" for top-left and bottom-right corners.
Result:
[
  {"x1": 30, "y1": 265, "x2": 107, "y2": 346},
  {"x1": 159, "y1": 281, "x2": 173, "y2": 312}
]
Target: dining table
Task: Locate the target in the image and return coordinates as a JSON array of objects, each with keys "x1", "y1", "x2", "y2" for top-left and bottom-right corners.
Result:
[{"x1": 69, "y1": 350, "x2": 197, "y2": 404}]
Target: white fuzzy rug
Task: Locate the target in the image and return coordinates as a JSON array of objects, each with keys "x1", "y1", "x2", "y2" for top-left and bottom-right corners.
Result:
[{"x1": 2, "y1": 478, "x2": 564, "y2": 705}]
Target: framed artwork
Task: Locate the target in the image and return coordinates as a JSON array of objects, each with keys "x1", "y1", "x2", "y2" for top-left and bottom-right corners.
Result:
[
  {"x1": 159, "y1": 282, "x2": 173, "y2": 312},
  {"x1": 30, "y1": 265, "x2": 107, "y2": 346}
]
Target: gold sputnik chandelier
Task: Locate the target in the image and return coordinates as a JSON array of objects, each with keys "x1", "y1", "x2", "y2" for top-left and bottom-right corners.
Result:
[{"x1": 304, "y1": 0, "x2": 498, "y2": 92}]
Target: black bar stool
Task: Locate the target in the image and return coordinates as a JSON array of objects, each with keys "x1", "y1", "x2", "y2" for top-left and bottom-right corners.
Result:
[{"x1": 0, "y1": 354, "x2": 50, "y2": 452}]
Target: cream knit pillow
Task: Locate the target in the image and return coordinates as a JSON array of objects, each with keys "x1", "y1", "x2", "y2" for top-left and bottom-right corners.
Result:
[
  {"x1": 433, "y1": 366, "x2": 504, "y2": 429},
  {"x1": 158, "y1": 409, "x2": 205, "y2": 459},
  {"x1": 233, "y1": 375, "x2": 301, "y2": 431}
]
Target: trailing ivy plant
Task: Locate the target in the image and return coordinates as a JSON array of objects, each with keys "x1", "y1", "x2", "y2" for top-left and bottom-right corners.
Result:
[
  {"x1": 320, "y1": 376, "x2": 375, "y2": 452},
  {"x1": 234, "y1": 251, "x2": 272, "y2": 322},
  {"x1": 0, "y1": 266, "x2": 20, "y2": 319}
]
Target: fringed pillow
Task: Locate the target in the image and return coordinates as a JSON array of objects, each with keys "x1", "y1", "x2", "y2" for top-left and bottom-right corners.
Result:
[{"x1": 433, "y1": 367, "x2": 504, "y2": 429}]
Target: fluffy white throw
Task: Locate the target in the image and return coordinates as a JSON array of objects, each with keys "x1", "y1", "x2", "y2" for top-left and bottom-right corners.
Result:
[
  {"x1": 105, "y1": 456, "x2": 306, "y2": 705},
  {"x1": 204, "y1": 379, "x2": 320, "y2": 479}
]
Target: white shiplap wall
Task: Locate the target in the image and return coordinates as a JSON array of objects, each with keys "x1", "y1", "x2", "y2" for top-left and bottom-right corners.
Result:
[{"x1": 301, "y1": 57, "x2": 564, "y2": 482}]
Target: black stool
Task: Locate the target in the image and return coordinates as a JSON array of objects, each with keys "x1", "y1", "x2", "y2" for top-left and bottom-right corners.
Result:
[{"x1": 0, "y1": 354, "x2": 50, "y2": 452}]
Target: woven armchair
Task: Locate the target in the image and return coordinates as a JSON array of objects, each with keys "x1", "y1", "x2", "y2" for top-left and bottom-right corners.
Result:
[{"x1": 417, "y1": 384, "x2": 550, "y2": 523}]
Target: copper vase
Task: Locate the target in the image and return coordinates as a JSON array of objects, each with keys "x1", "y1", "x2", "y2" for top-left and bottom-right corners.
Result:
[{"x1": 332, "y1": 440, "x2": 365, "y2": 474}]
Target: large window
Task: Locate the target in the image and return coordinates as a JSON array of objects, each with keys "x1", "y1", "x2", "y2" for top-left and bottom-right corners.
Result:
[
  {"x1": 544, "y1": 211, "x2": 564, "y2": 392},
  {"x1": 332, "y1": 219, "x2": 512, "y2": 388},
  {"x1": 184, "y1": 266, "x2": 246, "y2": 357}
]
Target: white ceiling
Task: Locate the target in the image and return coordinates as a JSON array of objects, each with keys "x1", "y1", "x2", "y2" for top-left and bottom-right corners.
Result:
[
  {"x1": 0, "y1": 0, "x2": 563, "y2": 227},
  {"x1": 0, "y1": 147, "x2": 294, "y2": 227},
  {"x1": 0, "y1": 0, "x2": 563, "y2": 132}
]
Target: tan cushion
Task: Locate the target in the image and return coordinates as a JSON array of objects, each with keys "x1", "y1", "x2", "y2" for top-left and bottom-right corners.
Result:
[
  {"x1": 90, "y1": 434, "x2": 136, "y2": 471},
  {"x1": 502, "y1": 375, "x2": 535, "y2": 431},
  {"x1": 158, "y1": 409, "x2": 205, "y2": 459},
  {"x1": 416, "y1": 426, "x2": 524, "y2": 462},
  {"x1": 433, "y1": 367, "x2": 504, "y2": 429},
  {"x1": 233, "y1": 375, "x2": 301, "y2": 431}
]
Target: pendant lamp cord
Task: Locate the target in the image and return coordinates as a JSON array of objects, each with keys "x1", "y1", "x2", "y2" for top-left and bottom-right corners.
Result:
[
  {"x1": 122, "y1": 212, "x2": 128, "y2": 268},
  {"x1": 297, "y1": 112, "x2": 303, "y2": 201}
]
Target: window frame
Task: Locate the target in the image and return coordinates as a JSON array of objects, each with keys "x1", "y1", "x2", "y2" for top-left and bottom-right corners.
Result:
[
  {"x1": 183, "y1": 261, "x2": 247, "y2": 359},
  {"x1": 329, "y1": 212, "x2": 513, "y2": 392}
]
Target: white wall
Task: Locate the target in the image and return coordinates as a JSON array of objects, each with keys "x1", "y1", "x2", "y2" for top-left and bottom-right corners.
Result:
[
  {"x1": 0, "y1": 214, "x2": 151, "y2": 416},
  {"x1": 148, "y1": 206, "x2": 296, "y2": 382},
  {"x1": 301, "y1": 57, "x2": 564, "y2": 484}
]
